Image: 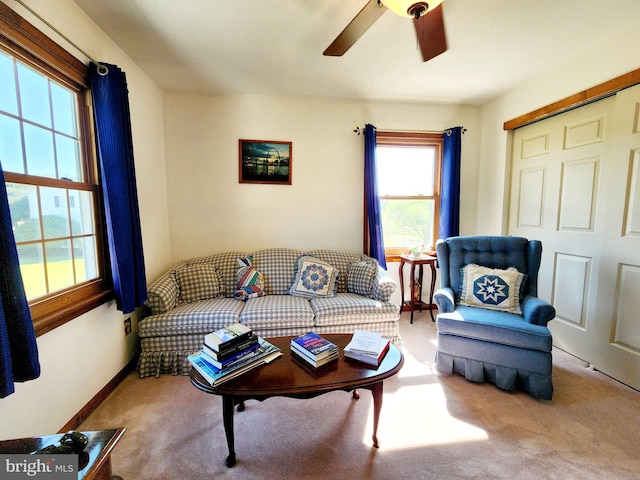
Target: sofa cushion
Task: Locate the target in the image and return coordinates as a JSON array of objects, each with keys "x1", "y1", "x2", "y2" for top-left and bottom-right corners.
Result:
[
  {"x1": 311, "y1": 293, "x2": 400, "y2": 326},
  {"x1": 459, "y1": 264, "x2": 526, "y2": 314},
  {"x1": 437, "y1": 305, "x2": 552, "y2": 352},
  {"x1": 139, "y1": 297, "x2": 245, "y2": 338},
  {"x1": 347, "y1": 260, "x2": 377, "y2": 297},
  {"x1": 239, "y1": 295, "x2": 315, "y2": 330},
  {"x1": 174, "y1": 263, "x2": 224, "y2": 303},
  {"x1": 186, "y1": 252, "x2": 249, "y2": 299},
  {"x1": 306, "y1": 249, "x2": 370, "y2": 293},
  {"x1": 252, "y1": 248, "x2": 303, "y2": 295},
  {"x1": 289, "y1": 255, "x2": 339, "y2": 298}
]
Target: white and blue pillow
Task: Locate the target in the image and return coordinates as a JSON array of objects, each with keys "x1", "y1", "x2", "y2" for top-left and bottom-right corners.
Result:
[
  {"x1": 289, "y1": 255, "x2": 339, "y2": 298},
  {"x1": 459, "y1": 264, "x2": 527, "y2": 314}
]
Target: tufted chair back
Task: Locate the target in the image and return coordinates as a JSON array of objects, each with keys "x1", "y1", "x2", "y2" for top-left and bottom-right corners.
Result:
[{"x1": 436, "y1": 236, "x2": 542, "y2": 300}]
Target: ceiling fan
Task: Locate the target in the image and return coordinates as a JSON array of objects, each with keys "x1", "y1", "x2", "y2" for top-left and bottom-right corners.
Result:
[{"x1": 323, "y1": 0, "x2": 447, "y2": 62}]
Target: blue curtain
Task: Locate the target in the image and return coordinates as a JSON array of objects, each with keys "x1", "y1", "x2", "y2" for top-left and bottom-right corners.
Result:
[
  {"x1": 439, "y1": 126, "x2": 463, "y2": 239},
  {"x1": 0, "y1": 160, "x2": 40, "y2": 398},
  {"x1": 89, "y1": 63, "x2": 147, "y2": 314},
  {"x1": 364, "y1": 124, "x2": 387, "y2": 268}
]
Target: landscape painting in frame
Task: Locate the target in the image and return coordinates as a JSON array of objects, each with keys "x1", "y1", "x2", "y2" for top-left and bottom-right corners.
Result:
[{"x1": 239, "y1": 139, "x2": 292, "y2": 185}]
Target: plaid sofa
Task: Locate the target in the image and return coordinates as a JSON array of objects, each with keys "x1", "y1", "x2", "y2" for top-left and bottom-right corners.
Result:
[{"x1": 138, "y1": 248, "x2": 401, "y2": 377}]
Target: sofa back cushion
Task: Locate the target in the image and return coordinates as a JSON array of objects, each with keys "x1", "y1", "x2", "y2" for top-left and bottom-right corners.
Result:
[
  {"x1": 252, "y1": 248, "x2": 303, "y2": 295},
  {"x1": 186, "y1": 252, "x2": 249, "y2": 298}
]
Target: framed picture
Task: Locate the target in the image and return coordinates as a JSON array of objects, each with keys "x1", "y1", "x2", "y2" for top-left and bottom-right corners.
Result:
[{"x1": 239, "y1": 139, "x2": 292, "y2": 185}]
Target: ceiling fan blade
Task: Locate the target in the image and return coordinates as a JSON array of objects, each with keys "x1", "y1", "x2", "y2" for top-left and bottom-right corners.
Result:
[
  {"x1": 323, "y1": 0, "x2": 387, "y2": 57},
  {"x1": 414, "y1": 3, "x2": 447, "y2": 62}
]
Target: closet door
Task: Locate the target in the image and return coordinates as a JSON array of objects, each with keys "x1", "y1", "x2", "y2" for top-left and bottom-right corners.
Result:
[
  {"x1": 509, "y1": 97, "x2": 615, "y2": 363},
  {"x1": 508, "y1": 88, "x2": 640, "y2": 390},
  {"x1": 590, "y1": 84, "x2": 640, "y2": 389}
]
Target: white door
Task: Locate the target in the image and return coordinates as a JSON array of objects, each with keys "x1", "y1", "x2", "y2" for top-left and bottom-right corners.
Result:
[
  {"x1": 590, "y1": 84, "x2": 640, "y2": 389},
  {"x1": 508, "y1": 88, "x2": 640, "y2": 390}
]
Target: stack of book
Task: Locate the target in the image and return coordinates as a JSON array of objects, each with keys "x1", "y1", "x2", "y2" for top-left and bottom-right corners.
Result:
[
  {"x1": 188, "y1": 323, "x2": 282, "y2": 386},
  {"x1": 290, "y1": 332, "x2": 339, "y2": 368},
  {"x1": 343, "y1": 330, "x2": 390, "y2": 367}
]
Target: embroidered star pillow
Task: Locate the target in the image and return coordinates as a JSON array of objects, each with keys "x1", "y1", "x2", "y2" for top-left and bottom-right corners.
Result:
[{"x1": 459, "y1": 264, "x2": 527, "y2": 314}]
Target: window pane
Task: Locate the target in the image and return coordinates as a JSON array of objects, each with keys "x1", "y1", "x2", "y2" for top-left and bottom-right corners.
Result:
[
  {"x1": 23, "y1": 123, "x2": 56, "y2": 177},
  {"x1": 8, "y1": 183, "x2": 42, "y2": 242},
  {"x1": 73, "y1": 237, "x2": 98, "y2": 282},
  {"x1": 377, "y1": 146, "x2": 435, "y2": 196},
  {"x1": 0, "y1": 51, "x2": 18, "y2": 115},
  {"x1": 40, "y1": 186, "x2": 70, "y2": 239},
  {"x1": 17, "y1": 243, "x2": 46, "y2": 300},
  {"x1": 45, "y1": 239, "x2": 74, "y2": 293},
  {"x1": 380, "y1": 198, "x2": 435, "y2": 250},
  {"x1": 70, "y1": 190, "x2": 95, "y2": 235},
  {"x1": 50, "y1": 82, "x2": 77, "y2": 137},
  {"x1": 56, "y1": 134, "x2": 81, "y2": 181},
  {"x1": 0, "y1": 114, "x2": 25, "y2": 173},
  {"x1": 17, "y1": 63, "x2": 51, "y2": 128}
]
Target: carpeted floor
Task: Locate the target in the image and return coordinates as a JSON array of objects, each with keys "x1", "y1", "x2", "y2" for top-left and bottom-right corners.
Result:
[{"x1": 79, "y1": 312, "x2": 640, "y2": 479}]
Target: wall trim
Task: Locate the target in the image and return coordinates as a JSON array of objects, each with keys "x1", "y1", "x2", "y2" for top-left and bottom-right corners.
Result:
[
  {"x1": 58, "y1": 357, "x2": 137, "y2": 433},
  {"x1": 504, "y1": 67, "x2": 640, "y2": 130}
]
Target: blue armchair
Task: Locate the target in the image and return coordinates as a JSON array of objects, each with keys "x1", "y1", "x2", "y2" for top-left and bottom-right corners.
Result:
[{"x1": 434, "y1": 236, "x2": 556, "y2": 400}]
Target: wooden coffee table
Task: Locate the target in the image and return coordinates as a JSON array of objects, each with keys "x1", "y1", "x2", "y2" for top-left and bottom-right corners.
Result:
[{"x1": 190, "y1": 334, "x2": 403, "y2": 467}]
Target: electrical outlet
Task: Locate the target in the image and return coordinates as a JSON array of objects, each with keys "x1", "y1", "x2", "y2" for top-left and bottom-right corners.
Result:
[{"x1": 124, "y1": 317, "x2": 132, "y2": 336}]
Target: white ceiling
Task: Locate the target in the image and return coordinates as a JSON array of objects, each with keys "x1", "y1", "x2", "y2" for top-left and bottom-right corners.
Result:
[{"x1": 71, "y1": 0, "x2": 640, "y2": 105}]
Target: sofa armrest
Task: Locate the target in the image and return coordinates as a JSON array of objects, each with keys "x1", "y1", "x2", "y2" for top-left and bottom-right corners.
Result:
[
  {"x1": 434, "y1": 287, "x2": 456, "y2": 314},
  {"x1": 371, "y1": 265, "x2": 396, "y2": 302},
  {"x1": 145, "y1": 273, "x2": 180, "y2": 315},
  {"x1": 521, "y1": 295, "x2": 556, "y2": 326}
]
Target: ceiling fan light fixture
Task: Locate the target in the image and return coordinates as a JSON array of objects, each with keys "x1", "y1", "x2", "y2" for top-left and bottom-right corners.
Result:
[{"x1": 380, "y1": 0, "x2": 443, "y2": 19}]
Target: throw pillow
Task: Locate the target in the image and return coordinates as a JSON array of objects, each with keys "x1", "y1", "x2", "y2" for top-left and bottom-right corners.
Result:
[
  {"x1": 174, "y1": 263, "x2": 224, "y2": 304},
  {"x1": 347, "y1": 260, "x2": 378, "y2": 297},
  {"x1": 289, "y1": 255, "x2": 339, "y2": 298},
  {"x1": 234, "y1": 256, "x2": 266, "y2": 301},
  {"x1": 459, "y1": 264, "x2": 527, "y2": 314}
]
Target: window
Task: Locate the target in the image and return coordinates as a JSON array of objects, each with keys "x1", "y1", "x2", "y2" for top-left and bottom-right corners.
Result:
[
  {"x1": 375, "y1": 131, "x2": 442, "y2": 261},
  {"x1": 0, "y1": 4, "x2": 111, "y2": 336}
]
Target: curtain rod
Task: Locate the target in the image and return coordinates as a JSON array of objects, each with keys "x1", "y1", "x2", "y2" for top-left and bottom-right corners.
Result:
[
  {"x1": 354, "y1": 126, "x2": 467, "y2": 135},
  {"x1": 14, "y1": 0, "x2": 108, "y2": 75}
]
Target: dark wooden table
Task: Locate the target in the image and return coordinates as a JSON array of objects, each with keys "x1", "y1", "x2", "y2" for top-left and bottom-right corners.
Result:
[
  {"x1": 190, "y1": 334, "x2": 403, "y2": 467},
  {"x1": 0, "y1": 428, "x2": 126, "y2": 480},
  {"x1": 398, "y1": 253, "x2": 438, "y2": 323}
]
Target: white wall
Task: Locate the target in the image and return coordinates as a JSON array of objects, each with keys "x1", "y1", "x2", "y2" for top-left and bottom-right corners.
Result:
[
  {"x1": 163, "y1": 93, "x2": 480, "y2": 263},
  {"x1": 0, "y1": 0, "x2": 171, "y2": 439}
]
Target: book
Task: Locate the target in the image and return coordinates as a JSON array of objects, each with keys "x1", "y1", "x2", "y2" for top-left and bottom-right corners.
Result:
[
  {"x1": 201, "y1": 341, "x2": 261, "y2": 369},
  {"x1": 204, "y1": 323, "x2": 253, "y2": 352},
  {"x1": 344, "y1": 337, "x2": 390, "y2": 367},
  {"x1": 290, "y1": 346, "x2": 339, "y2": 368},
  {"x1": 203, "y1": 333, "x2": 259, "y2": 361},
  {"x1": 344, "y1": 330, "x2": 383, "y2": 356},
  {"x1": 189, "y1": 337, "x2": 282, "y2": 387},
  {"x1": 290, "y1": 332, "x2": 338, "y2": 361}
]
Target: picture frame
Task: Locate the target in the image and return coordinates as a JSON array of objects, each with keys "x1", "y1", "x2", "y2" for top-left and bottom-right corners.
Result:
[{"x1": 239, "y1": 139, "x2": 292, "y2": 185}]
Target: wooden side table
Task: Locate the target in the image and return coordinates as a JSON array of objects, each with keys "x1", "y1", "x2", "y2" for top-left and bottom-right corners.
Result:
[
  {"x1": 398, "y1": 254, "x2": 437, "y2": 323},
  {"x1": 0, "y1": 428, "x2": 126, "y2": 480}
]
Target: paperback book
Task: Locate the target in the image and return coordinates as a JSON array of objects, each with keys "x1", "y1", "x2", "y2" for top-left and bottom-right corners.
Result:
[
  {"x1": 344, "y1": 331, "x2": 390, "y2": 367},
  {"x1": 290, "y1": 332, "x2": 338, "y2": 361},
  {"x1": 204, "y1": 323, "x2": 253, "y2": 352},
  {"x1": 290, "y1": 346, "x2": 339, "y2": 369},
  {"x1": 201, "y1": 341, "x2": 261, "y2": 369},
  {"x1": 189, "y1": 337, "x2": 282, "y2": 387}
]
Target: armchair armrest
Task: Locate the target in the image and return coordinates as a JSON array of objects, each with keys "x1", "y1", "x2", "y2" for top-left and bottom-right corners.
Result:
[
  {"x1": 521, "y1": 295, "x2": 556, "y2": 326},
  {"x1": 371, "y1": 265, "x2": 396, "y2": 302},
  {"x1": 434, "y1": 287, "x2": 456, "y2": 314}
]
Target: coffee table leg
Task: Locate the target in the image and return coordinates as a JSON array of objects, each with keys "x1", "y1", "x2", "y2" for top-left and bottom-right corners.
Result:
[
  {"x1": 222, "y1": 395, "x2": 236, "y2": 467},
  {"x1": 371, "y1": 382, "x2": 383, "y2": 448}
]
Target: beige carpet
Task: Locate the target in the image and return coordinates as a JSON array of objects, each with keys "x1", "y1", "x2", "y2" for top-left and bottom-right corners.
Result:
[{"x1": 79, "y1": 312, "x2": 640, "y2": 479}]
